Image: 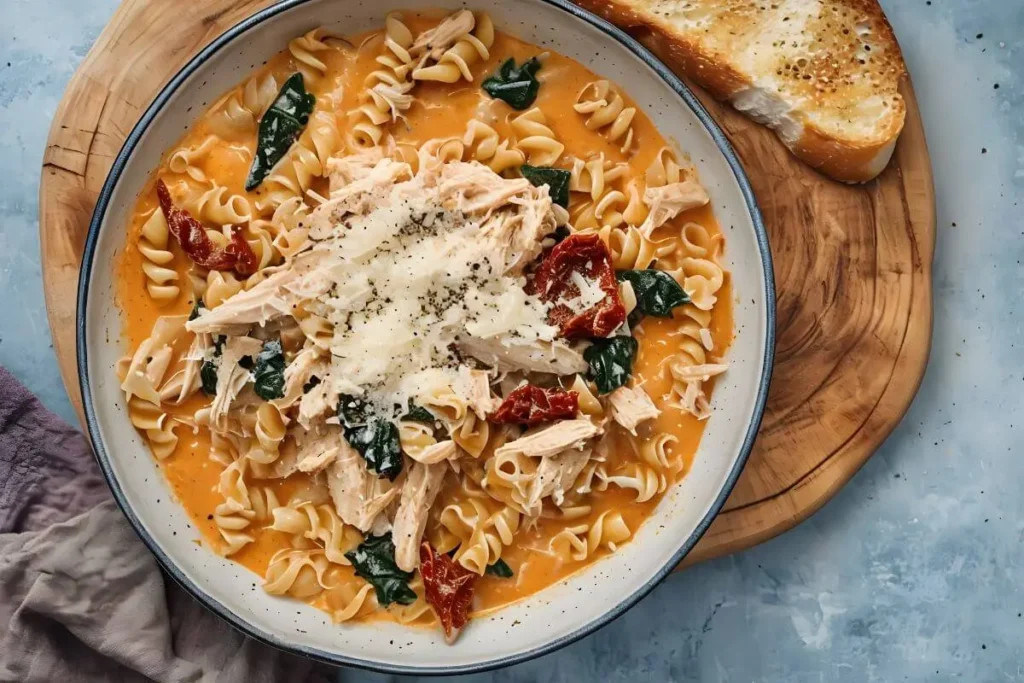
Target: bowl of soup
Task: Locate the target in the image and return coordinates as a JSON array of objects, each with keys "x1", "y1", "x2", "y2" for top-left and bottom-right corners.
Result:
[{"x1": 78, "y1": 0, "x2": 774, "y2": 673}]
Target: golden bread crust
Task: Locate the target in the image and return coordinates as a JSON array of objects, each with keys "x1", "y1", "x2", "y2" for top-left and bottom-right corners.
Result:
[{"x1": 574, "y1": 0, "x2": 907, "y2": 182}]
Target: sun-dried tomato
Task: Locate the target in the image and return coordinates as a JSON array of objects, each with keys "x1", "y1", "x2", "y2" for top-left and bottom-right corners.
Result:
[
  {"x1": 530, "y1": 233, "x2": 625, "y2": 338},
  {"x1": 156, "y1": 180, "x2": 258, "y2": 276},
  {"x1": 490, "y1": 384, "x2": 579, "y2": 425},
  {"x1": 419, "y1": 542, "x2": 477, "y2": 643}
]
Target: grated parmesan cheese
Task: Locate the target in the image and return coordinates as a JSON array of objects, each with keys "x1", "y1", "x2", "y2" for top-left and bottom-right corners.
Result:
[
  {"x1": 305, "y1": 191, "x2": 555, "y2": 418},
  {"x1": 558, "y1": 270, "x2": 607, "y2": 315}
]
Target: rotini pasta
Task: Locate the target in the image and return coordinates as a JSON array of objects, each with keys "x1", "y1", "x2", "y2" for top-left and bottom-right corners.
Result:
[
  {"x1": 646, "y1": 146, "x2": 684, "y2": 187},
  {"x1": 599, "y1": 461, "x2": 667, "y2": 503},
  {"x1": 137, "y1": 207, "x2": 180, "y2": 304},
  {"x1": 574, "y1": 80, "x2": 636, "y2": 153},
  {"x1": 167, "y1": 136, "x2": 217, "y2": 183},
  {"x1": 462, "y1": 120, "x2": 525, "y2": 174},
  {"x1": 259, "y1": 109, "x2": 341, "y2": 212},
  {"x1": 209, "y1": 73, "x2": 279, "y2": 138},
  {"x1": 412, "y1": 12, "x2": 494, "y2": 83},
  {"x1": 264, "y1": 548, "x2": 333, "y2": 598},
  {"x1": 510, "y1": 107, "x2": 564, "y2": 166},
  {"x1": 182, "y1": 184, "x2": 253, "y2": 227},
  {"x1": 325, "y1": 580, "x2": 376, "y2": 623},
  {"x1": 204, "y1": 270, "x2": 244, "y2": 308},
  {"x1": 349, "y1": 13, "x2": 417, "y2": 149},
  {"x1": 289, "y1": 27, "x2": 343, "y2": 84}
]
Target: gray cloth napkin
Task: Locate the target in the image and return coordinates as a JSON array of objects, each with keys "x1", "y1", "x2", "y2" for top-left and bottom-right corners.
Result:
[{"x1": 0, "y1": 366, "x2": 335, "y2": 683}]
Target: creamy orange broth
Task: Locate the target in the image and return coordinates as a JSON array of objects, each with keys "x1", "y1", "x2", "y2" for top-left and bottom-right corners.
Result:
[{"x1": 117, "y1": 12, "x2": 733, "y2": 623}]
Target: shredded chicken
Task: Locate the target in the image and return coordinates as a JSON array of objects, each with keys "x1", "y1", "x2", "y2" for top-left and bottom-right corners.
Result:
[
  {"x1": 607, "y1": 385, "x2": 660, "y2": 435},
  {"x1": 494, "y1": 418, "x2": 601, "y2": 460},
  {"x1": 327, "y1": 441, "x2": 402, "y2": 531},
  {"x1": 321, "y1": 155, "x2": 412, "y2": 219},
  {"x1": 526, "y1": 447, "x2": 593, "y2": 513},
  {"x1": 455, "y1": 367, "x2": 497, "y2": 418},
  {"x1": 638, "y1": 180, "x2": 710, "y2": 237},
  {"x1": 296, "y1": 369, "x2": 342, "y2": 429},
  {"x1": 392, "y1": 461, "x2": 446, "y2": 571},
  {"x1": 209, "y1": 337, "x2": 262, "y2": 428},
  {"x1": 406, "y1": 439, "x2": 459, "y2": 465},
  {"x1": 458, "y1": 336, "x2": 588, "y2": 375},
  {"x1": 274, "y1": 347, "x2": 326, "y2": 410},
  {"x1": 296, "y1": 445, "x2": 340, "y2": 473}
]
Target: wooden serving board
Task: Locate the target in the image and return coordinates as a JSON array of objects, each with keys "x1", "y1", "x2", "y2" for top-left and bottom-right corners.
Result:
[{"x1": 39, "y1": 0, "x2": 935, "y2": 566}]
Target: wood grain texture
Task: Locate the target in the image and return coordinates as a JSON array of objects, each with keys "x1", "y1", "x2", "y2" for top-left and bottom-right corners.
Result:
[{"x1": 38, "y1": 0, "x2": 934, "y2": 564}]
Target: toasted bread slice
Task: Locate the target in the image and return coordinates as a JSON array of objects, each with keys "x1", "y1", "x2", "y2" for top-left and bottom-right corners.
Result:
[{"x1": 575, "y1": 0, "x2": 907, "y2": 183}]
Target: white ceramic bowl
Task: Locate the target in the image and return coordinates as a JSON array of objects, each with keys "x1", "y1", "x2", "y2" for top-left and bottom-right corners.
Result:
[{"x1": 78, "y1": 0, "x2": 775, "y2": 674}]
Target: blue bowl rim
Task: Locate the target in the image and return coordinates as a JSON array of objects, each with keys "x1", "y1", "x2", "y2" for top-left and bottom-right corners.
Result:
[{"x1": 76, "y1": 0, "x2": 776, "y2": 675}]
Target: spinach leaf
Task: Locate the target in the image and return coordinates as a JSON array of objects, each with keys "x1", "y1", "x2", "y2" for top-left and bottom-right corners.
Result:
[
  {"x1": 245, "y1": 73, "x2": 315, "y2": 191},
  {"x1": 344, "y1": 532, "x2": 417, "y2": 607},
  {"x1": 549, "y1": 225, "x2": 572, "y2": 244},
  {"x1": 200, "y1": 336, "x2": 226, "y2": 396},
  {"x1": 482, "y1": 57, "x2": 542, "y2": 110},
  {"x1": 617, "y1": 269, "x2": 690, "y2": 318},
  {"x1": 252, "y1": 339, "x2": 286, "y2": 400},
  {"x1": 402, "y1": 401, "x2": 435, "y2": 423},
  {"x1": 584, "y1": 336, "x2": 638, "y2": 394},
  {"x1": 337, "y1": 394, "x2": 371, "y2": 426},
  {"x1": 344, "y1": 419, "x2": 403, "y2": 481},
  {"x1": 485, "y1": 558, "x2": 514, "y2": 578},
  {"x1": 302, "y1": 376, "x2": 321, "y2": 394},
  {"x1": 188, "y1": 298, "x2": 204, "y2": 322},
  {"x1": 521, "y1": 165, "x2": 570, "y2": 209}
]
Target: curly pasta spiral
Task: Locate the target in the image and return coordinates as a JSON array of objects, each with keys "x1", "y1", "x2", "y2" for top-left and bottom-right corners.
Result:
[
  {"x1": 270, "y1": 500, "x2": 360, "y2": 564},
  {"x1": 574, "y1": 80, "x2": 636, "y2": 153},
  {"x1": 569, "y1": 374, "x2": 604, "y2": 417},
  {"x1": 586, "y1": 510, "x2": 631, "y2": 552},
  {"x1": 622, "y1": 179, "x2": 649, "y2": 225},
  {"x1": 607, "y1": 224, "x2": 674, "y2": 270},
  {"x1": 252, "y1": 196, "x2": 310, "y2": 258},
  {"x1": 137, "y1": 207, "x2": 180, "y2": 304},
  {"x1": 209, "y1": 73, "x2": 278, "y2": 137},
  {"x1": 167, "y1": 136, "x2": 217, "y2": 183},
  {"x1": 204, "y1": 270, "x2": 244, "y2": 309},
  {"x1": 438, "y1": 497, "x2": 518, "y2": 574},
  {"x1": 451, "y1": 412, "x2": 490, "y2": 458},
  {"x1": 255, "y1": 403, "x2": 288, "y2": 455},
  {"x1": 183, "y1": 184, "x2": 252, "y2": 227},
  {"x1": 646, "y1": 146, "x2": 684, "y2": 187},
  {"x1": 325, "y1": 581, "x2": 376, "y2": 623},
  {"x1": 571, "y1": 186, "x2": 627, "y2": 232},
  {"x1": 289, "y1": 27, "x2": 341, "y2": 84},
  {"x1": 548, "y1": 523, "x2": 589, "y2": 563},
  {"x1": 569, "y1": 155, "x2": 628, "y2": 201},
  {"x1": 264, "y1": 548, "x2": 333, "y2": 598},
  {"x1": 349, "y1": 13, "x2": 416, "y2": 150},
  {"x1": 412, "y1": 12, "x2": 494, "y2": 83},
  {"x1": 387, "y1": 575, "x2": 437, "y2": 625},
  {"x1": 213, "y1": 458, "x2": 257, "y2": 555},
  {"x1": 674, "y1": 221, "x2": 725, "y2": 311},
  {"x1": 511, "y1": 108, "x2": 564, "y2": 167},
  {"x1": 637, "y1": 433, "x2": 680, "y2": 472},
  {"x1": 127, "y1": 396, "x2": 179, "y2": 460},
  {"x1": 599, "y1": 461, "x2": 667, "y2": 503},
  {"x1": 463, "y1": 120, "x2": 525, "y2": 175},
  {"x1": 260, "y1": 109, "x2": 340, "y2": 212}
]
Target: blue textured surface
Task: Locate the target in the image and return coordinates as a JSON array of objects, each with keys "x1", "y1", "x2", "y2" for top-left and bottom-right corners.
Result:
[{"x1": 2, "y1": 0, "x2": 1022, "y2": 680}]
